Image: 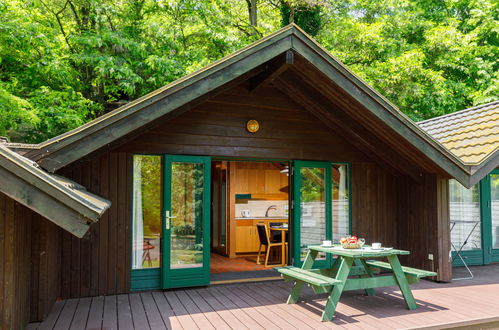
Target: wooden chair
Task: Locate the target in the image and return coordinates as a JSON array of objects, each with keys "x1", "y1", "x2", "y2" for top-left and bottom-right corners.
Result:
[{"x1": 256, "y1": 223, "x2": 288, "y2": 267}]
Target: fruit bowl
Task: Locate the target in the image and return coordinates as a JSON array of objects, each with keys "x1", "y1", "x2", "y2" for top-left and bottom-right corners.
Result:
[{"x1": 341, "y1": 242, "x2": 361, "y2": 249}]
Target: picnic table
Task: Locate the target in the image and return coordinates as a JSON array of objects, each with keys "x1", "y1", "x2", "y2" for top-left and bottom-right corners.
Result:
[{"x1": 276, "y1": 245, "x2": 437, "y2": 321}]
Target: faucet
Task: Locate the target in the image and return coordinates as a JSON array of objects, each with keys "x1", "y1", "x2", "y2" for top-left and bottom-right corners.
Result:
[{"x1": 265, "y1": 205, "x2": 278, "y2": 217}]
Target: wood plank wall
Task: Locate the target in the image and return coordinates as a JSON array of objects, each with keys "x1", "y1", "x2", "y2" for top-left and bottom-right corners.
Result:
[
  {"x1": 30, "y1": 213, "x2": 62, "y2": 321},
  {"x1": 396, "y1": 174, "x2": 452, "y2": 282},
  {"x1": 0, "y1": 193, "x2": 31, "y2": 329},
  {"x1": 0, "y1": 192, "x2": 63, "y2": 328},
  {"x1": 58, "y1": 152, "x2": 132, "y2": 299},
  {"x1": 351, "y1": 163, "x2": 399, "y2": 248}
]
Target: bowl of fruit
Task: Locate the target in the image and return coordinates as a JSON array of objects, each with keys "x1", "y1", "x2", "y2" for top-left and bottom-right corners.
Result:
[{"x1": 340, "y1": 236, "x2": 365, "y2": 249}]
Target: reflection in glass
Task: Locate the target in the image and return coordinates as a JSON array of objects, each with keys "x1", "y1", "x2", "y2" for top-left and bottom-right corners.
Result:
[
  {"x1": 491, "y1": 174, "x2": 499, "y2": 249},
  {"x1": 170, "y1": 162, "x2": 204, "y2": 269},
  {"x1": 300, "y1": 167, "x2": 326, "y2": 260},
  {"x1": 132, "y1": 155, "x2": 162, "y2": 269},
  {"x1": 449, "y1": 179, "x2": 481, "y2": 251},
  {"x1": 332, "y1": 164, "x2": 349, "y2": 242}
]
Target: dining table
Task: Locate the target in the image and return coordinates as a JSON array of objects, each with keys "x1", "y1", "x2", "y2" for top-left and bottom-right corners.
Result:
[{"x1": 277, "y1": 245, "x2": 437, "y2": 321}]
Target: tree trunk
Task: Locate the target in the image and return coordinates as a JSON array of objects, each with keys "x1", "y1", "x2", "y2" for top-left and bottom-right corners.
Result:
[{"x1": 247, "y1": 0, "x2": 258, "y2": 27}]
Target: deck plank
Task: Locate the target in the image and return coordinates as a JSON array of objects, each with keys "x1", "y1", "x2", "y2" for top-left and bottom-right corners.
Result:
[
  {"x1": 164, "y1": 290, "x2": 199, "y2": 329},
  {"x1": 175, "y1": 290, "x2": 215, "y2": 329},
  {"x1": 230, "y1": 285, "x2": 299, "y2": 329},
  {"x1": 213, "y1": 285, "x2": 280, "y2": 329},
  {"x1": 186, "y1": 289, "x2": 231, "y2": 330},
  {"x1": 197, "y1": 288, "x2": 250, "y2": 330},
  {"x1": 102, "y1": 295, "x2": 118, "y2": 330},
  {"x1": 129, "y1": 293, "x2": 150, "y2": 330},
  {"x1": 140, "y1": 292, "x2": 166, "y2": 330},
  {"x1": 38, "y1": 300, "x2": 65, "y2": 330},
  {"x1": 85, "y1": 296, "x2": 104, "y2": 330},
  {"x1": 70, "y1": 297, "x2": 92, "y2": 330},
  {"x1": 116, "y1": 294, "x2": 134, "y2": 330},
  {"x1": 151, "y1": 291, "x2": 183, "y2": 330},
  {"x1": 53, "y1": 298, "x2": 79, "y2": 330}
]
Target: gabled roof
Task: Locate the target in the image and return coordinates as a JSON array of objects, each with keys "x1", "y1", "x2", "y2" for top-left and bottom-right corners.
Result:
[
  {"x1": 419, "y1": 101, "x2": 499, "y2": 165},
  {"x1": 0, "y1": 144, "x2": 110, "y2": 238},
  {"x1": 11, "y1": 24, "x2": 498, "y2": 188}
]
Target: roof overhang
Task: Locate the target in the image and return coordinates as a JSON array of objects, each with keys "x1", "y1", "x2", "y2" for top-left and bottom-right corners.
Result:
[
  {"x1": 13, "y1": 24, "x2": 497, "y2": 188},
  {"x1": 0, "y1": 145, "x2": 111, "y2": 237}
]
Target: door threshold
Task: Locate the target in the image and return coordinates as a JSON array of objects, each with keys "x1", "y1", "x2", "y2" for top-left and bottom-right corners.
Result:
[{"x1": 210, "y1": 276, "x2": 282, "y2": 285}]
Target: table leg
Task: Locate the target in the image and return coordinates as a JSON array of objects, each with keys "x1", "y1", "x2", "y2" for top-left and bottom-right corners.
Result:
[
  {"x1": 287, "y1": 249, "x2": 318, "y2": 304},
  {"x1": 387, "y1": 255, "x2": 417, "y2": 310},
  {"x1": 356, "y1": 259, "x2": 376, "y2": 296},
  {"x1": 322, "y1": 256, "x2": 353, "y2": 322}
]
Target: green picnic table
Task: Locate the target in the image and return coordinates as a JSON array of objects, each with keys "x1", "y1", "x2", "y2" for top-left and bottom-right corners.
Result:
[{"x1": 276, "y1": 245, "x2": 437, "y2": 321}]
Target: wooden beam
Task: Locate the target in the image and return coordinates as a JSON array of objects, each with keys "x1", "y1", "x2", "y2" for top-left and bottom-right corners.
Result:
[
  {"x1": 0, "y1": 167, "x2": 90, "y2": 238},
  {"x1": 249, "y1": 50, "x2": 294, "y2": 92}
]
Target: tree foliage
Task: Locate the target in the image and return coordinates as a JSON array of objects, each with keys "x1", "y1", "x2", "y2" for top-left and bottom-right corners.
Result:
[{"x1": 0, "y1": 0, "x2": 497, "y2": 142}]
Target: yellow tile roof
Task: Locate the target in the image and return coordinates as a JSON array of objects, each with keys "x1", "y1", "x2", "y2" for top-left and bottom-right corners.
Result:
[{"x1": 418, "y1": 101, "x2": 499, "y2": 165}]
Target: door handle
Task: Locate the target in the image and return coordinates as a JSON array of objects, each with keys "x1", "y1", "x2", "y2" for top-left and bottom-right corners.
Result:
[{"x1": 165, "y1": 210, "x2": 176, "y2": 230}]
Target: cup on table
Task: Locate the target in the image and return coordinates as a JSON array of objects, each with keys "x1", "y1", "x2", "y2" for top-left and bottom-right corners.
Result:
[
  {"x1": 322, "y1": 240, "x2": 332, "y2": 246},
  {"x1": 372, "y1": 242, "x2": 382, "y2": 249}
]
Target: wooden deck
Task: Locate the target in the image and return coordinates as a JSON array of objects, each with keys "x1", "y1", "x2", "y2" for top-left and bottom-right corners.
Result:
[{"x1": 28, "y1": 265, "x2": 499, "y2": 330}]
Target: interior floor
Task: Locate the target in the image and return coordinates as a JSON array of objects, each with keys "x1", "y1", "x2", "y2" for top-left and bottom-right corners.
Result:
[{"x1": 210, "y1": 252, "x2": 270, "y2": 273}]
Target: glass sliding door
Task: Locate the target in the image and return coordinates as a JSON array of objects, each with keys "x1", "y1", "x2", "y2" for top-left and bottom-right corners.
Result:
[
  {"x1": 131, "y1": 155, "x2": 163, "y2": 290},
  {"x1": 449, "y1": 179, "x2": 483, "y2": 265},
  {"x1": 162, "y1": 155, "x2": 211, "y2": 289},
  {"x1": 293, "y1": 161, "x2": 342, "y2": 267}
]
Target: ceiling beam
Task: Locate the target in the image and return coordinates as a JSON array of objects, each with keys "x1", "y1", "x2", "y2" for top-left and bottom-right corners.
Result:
[{"x1": 249, "y1": 50, "x2": 294, "y2": 93}]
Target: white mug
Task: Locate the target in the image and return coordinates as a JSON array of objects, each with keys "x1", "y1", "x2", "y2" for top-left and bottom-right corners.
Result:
[
  {"x1": 323, "y1": 240, "x2": 332, "y2": 246},
  {"x1": 372, "y1": 242, "x2": 382, "y2": 249},
  {"x1": 241, "y1": 210, "x2": 250, "y2": 217}
]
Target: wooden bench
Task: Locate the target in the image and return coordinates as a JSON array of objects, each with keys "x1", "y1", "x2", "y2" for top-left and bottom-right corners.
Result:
[
  {"x1": 366, "y1": 260, "x2": 437, "y2": 278},
  {"x1": 275, "y1": 266, "x2": 342, "y2": 287}
]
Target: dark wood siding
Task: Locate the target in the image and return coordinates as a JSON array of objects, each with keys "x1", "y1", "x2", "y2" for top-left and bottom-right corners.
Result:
[
  {"x1": 351, "y1": 163, "x2": 399, "y2": 248},
  {"x1": 0, "y1": 192, "x2": 62, "y2": 329},
  {"x1": 397, "y1": 174, "x2": 451, "y2": 282},
  {"x1": 114, "y1": 84, "x2": 368, "y2": 162},
  {"x1": 0, "y1": 193, "x2": 31, "y2": 329},
  {"x1": 58, "y1": 152, "x2": 132, "y2": 298}
]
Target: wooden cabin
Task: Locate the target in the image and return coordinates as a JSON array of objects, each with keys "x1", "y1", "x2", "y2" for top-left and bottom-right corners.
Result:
[{"x1": 1, "y1": 24, "x2": 497, "y2": 329}]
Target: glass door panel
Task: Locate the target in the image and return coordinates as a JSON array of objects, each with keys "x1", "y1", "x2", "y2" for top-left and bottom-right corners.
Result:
[
  {"x1": 293, "y1": 161, "x2": 331, "y2": 267},
  {"x1": 162, "y1": 155, "x2": 211, "y2": 288}
]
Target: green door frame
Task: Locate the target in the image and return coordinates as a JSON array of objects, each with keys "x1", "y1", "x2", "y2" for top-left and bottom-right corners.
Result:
[
  {"x1": 292, "y1": 160, "x2": 333, "y2": 268},
  {"x1": 161, "y1": 155, "x2": 211, "y2": 289}
]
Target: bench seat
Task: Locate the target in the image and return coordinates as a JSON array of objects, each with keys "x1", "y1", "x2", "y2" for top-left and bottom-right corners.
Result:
[
  {"x1": 366, "y1": 260, "x2": 437, "y2": 278},
  {"x1": 275, "y1": 266, "x2": 342, "y2": 287}
]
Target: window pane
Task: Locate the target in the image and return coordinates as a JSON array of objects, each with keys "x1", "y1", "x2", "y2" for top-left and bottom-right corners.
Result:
[
  {"x1": 449, "y1": 179, "x2": 481, "y2": 251},
  {"x1": 332, "y1": 164, "x2": 349, "y2": 242},
  {"x1": 170, "y1": 162, "x2": 204, "y2": 269},
  {"x1": 491, "y1": 174, "x2": 499, "y2": 249},
  {"x1": 300, "y1": 167, "x2": 326, "y2": 260},
  {"x1": 132, "y1": 155, "x2": 162, "y2": 269}
]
